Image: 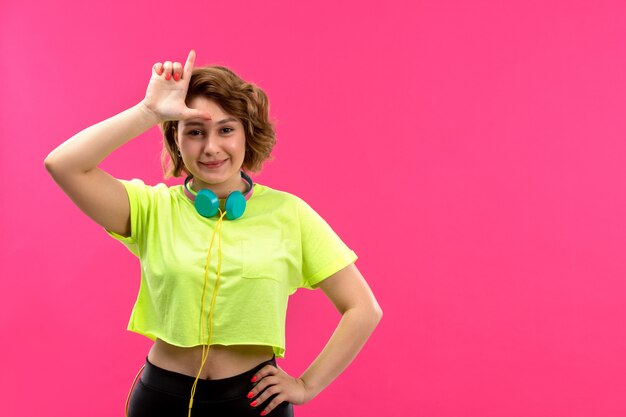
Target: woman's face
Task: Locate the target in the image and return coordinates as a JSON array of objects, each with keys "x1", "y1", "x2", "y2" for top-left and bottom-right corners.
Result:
[{"x1": 175, "y1": 96, "x2": 247, "y2": 197}]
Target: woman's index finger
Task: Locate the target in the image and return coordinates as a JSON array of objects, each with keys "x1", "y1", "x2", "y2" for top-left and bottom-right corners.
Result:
[{"x1": 183, "y1": 49, "x2": 196, "y2": 79}]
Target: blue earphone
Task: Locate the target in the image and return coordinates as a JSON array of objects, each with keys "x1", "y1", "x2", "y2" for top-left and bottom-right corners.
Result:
[{"x1": 183, "y1": 171, "x2": 254, "y2": 220}]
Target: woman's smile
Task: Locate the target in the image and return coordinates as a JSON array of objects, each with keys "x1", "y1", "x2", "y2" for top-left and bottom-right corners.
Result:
[{"x1": 200, "y1": 159, "x2": 228, "y2": 169}]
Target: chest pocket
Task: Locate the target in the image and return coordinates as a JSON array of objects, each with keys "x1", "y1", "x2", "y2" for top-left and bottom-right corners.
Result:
[{"x1": 241, "y1": 236, "x2": 292, "y2": 283}]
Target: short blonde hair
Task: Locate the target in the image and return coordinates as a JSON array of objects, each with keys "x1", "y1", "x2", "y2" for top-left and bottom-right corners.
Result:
[{"x1": 160, "y1": 66, "x2": 276, "y2": 177}]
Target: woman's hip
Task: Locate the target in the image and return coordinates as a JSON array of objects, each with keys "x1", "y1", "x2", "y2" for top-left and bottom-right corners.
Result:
[{"x1": 127, "y1": 355, "x2": 294, "y2": 417}]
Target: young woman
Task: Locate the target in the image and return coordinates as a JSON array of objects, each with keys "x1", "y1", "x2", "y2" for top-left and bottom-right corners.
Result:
[{"x1": 44, "y1": 50, "x2": 382, "y2": 417}]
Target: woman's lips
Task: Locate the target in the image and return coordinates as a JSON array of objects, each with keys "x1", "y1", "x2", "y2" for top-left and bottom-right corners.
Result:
[{"x1": 200, "y1": 159, "x2": 227, "y2": 168}]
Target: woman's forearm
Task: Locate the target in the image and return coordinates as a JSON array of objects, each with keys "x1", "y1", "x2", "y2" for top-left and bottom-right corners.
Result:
[
  {"x1": 44, "y1": 102, "x2": 159, "y2": 173},
  {"x1": 298, "y1": 306, "x2": 382, "y2": 402}
]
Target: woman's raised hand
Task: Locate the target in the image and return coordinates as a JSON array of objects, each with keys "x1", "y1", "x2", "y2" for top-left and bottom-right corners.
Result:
[{"x1": 140, "y1": 50, "x2": 211, "y2": 123}]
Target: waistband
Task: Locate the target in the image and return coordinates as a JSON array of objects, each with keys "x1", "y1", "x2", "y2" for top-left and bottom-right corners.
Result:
[{"x1": 140, "y1": 355, "x2": 276, "y2": 401}]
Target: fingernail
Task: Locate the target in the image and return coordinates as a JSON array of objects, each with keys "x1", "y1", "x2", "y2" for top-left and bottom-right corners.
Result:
[
  {"x1": 174, "y1": 73, "x2": 180, "y2": 81},
  {"x1": 247, "y1": 392, "x2": 254, "y2": 399},
  {"x1": 261, "y1": 411, "x2": 267, "y2": 416},
  {"x1": 165, "y1": 73, "x2": 171, "y2": 80},
  {"x1": 251, "y1": 376, "x2": 257, "y2": 382},
  {"x1": 250, "y1": 401, "x2": 258, "y2": 407}
]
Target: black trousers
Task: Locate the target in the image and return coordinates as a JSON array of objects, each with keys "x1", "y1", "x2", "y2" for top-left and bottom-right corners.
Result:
[{"x1": 127, "y1": 356, "x2": 294, "y2": 417}]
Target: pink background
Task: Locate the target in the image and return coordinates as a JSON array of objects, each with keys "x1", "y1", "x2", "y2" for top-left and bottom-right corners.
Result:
[{"x1": 2, "y1": 0, "x2": 626, "y2": 416}]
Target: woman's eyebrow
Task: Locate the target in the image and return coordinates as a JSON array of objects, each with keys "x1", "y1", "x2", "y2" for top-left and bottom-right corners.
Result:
[
  {"x1": 183, "y1": 121, "x2": 205, "y2": 127},
  {"x1": 216, "y1": 117, "x2": 237, "y2": 125}
]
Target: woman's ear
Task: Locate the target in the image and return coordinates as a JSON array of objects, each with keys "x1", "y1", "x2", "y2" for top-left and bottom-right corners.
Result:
[{"x1": 172, "y1": 126, "x2": 179, "y2": 147}]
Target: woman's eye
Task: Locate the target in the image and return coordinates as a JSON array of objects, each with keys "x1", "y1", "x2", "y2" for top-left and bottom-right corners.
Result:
[
  {"x1": 221, "y1": 127, "x2": 234, "y2": 134},
  {"x1": 187, "y1": 130, "x2": 204, "y2": 136}
]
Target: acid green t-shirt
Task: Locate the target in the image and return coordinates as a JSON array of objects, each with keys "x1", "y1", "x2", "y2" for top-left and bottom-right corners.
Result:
[{"x1": 106, "y1": 179, "x2": 357, "y2": 358}]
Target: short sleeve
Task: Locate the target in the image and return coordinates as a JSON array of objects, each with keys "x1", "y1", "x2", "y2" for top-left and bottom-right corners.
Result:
[
  {"x1": 104, "y1": 178, "x2": 151, "y2": 257},
  {"x1": 297, "y1": 198, "x2": 358, "y2": 289}
]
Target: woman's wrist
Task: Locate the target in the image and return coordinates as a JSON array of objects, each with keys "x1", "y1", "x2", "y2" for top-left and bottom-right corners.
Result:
[
  {"x1": 137, "y1": 100, "x2": 163, "y2": 126},
  {"x1": 297, "y1": 376, "x2": 317, "y2": 403}
]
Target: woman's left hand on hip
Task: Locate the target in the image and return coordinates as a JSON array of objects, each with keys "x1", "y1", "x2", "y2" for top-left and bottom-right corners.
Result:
[{"x1": 248, "y1": 364, "x2": 310, "y2": 415}]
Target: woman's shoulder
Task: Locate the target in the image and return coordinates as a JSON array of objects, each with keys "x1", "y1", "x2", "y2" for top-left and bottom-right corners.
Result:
[
  {"x1": 116, "y1": 178, "x2": 184, "y2": 202},
  {"x1": 252, "y1": 182, "x2": 305, "y2": 206},
  {"x1": 118, "y1": 178, "x2": 181, "y2": 192}
]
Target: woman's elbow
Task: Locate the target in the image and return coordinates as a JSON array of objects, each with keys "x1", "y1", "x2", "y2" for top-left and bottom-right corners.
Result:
[
  {"x1": 372, "y1": 302, "x2": 383, "y2": 324},
  {"x1": 359, "y1": 301, "x2": 382, "y2": 328}
]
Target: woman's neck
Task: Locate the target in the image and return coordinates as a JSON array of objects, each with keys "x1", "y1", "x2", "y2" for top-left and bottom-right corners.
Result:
[{"x1": 190, "y1": 174, "x2": 249, "y2": 199}]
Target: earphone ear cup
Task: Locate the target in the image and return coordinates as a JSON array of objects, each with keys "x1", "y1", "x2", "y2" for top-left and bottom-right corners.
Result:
[
  {"x1": 224, "y1": 192, "x2": 247, "y2": 220},
  {"x1": 195, "y1": 189, "x2": 220, "y2": 218}
]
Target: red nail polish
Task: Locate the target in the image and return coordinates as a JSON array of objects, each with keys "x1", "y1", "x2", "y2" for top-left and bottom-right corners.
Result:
[
  {"x1": 260, "y1": 411, "x2": 267, "y2": 416},
  {"x1": 165, "y1": 73, "x2": 171, "y2": 80},
  {"x1": 247, "y1": 392, "x2": 254, "y2": 399},
  {"x1": 174, "y1": 73, "x2": 180, "y2": 81},
  {"x1": 251, "y1": 376, "x2": 257, "y2": 382},
  {"x1": 250, "y1": 401, "x2": 258, "y2": 407}
]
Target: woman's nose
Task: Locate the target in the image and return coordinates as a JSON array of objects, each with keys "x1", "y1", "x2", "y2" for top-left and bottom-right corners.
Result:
[{"x1": 203, "y1": 137, "x2": 220, "y2": 154}]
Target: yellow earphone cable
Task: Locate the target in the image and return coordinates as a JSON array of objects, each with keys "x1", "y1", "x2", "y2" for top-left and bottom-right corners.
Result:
[{"x1": 188, "y1": 209, "x2": 227, "y2": 416}]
